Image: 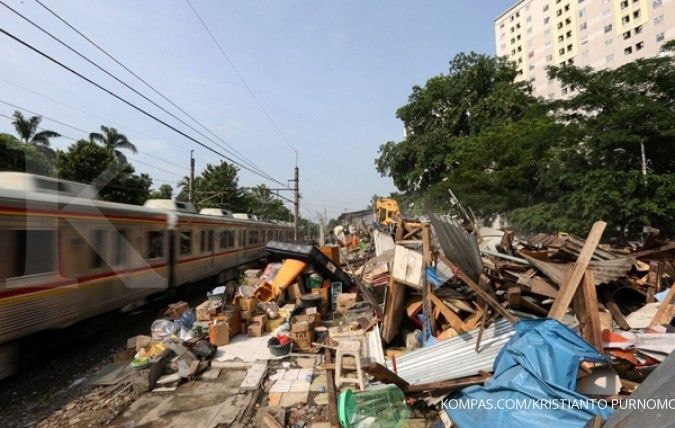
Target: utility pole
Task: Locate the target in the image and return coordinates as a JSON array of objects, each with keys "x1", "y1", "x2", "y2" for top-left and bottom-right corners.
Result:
[
  {"x1": 188, "y1": 150, "x2": 195, "y2": 205},
  {"x1": 293, "y1": 162, "x2": 299, "y2": 242}
]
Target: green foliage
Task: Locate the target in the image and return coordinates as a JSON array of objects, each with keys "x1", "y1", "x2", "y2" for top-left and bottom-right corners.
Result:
[
  {"x1": 10, "y1": 111, "x2": 60, "y2": 162},
  {"x1": 0, "y1": 133, "x2": 53, "y2": 175},
  {"x1": 149, "y1": 184, "x2": 174, "y2": 199},
  {"x1": 243, "y1": 184, "x2": 291, "y2": 221},
  {"x1": 89, "y1": 125, "x2": 138, "y2": 162},
  {"x1": 177, "y1": 161, "x2": 245, "y2": 211},
  {"x1": 55, "y1": 139, "x2": 151, "y2": 205},
  {"x1": 376, "y1": 46, "x2": 675, "y2": 239}
]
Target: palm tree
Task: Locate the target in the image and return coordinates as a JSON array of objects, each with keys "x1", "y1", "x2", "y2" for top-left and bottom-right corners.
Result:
[
  {"x1": 89, "y1": 125, "x2": 137, "y2": 162},
  {"x1": 12, "y1": 111, "x2": 60, "y2": 148}
]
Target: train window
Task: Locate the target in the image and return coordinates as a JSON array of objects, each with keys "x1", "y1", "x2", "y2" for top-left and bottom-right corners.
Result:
[
  {"x1": 180, "y1": 231, "x2": 192, "y2": 255},
  {"x1": 220, "y1": 230, "x2": 235, "y2": 249},
  {"x1": 90, "y1": 229, "x2": 106, "y2": 268},
  {"x1": 249, "y1": 230, "x2": 259, "y2": 245},
  {"x1": 147, "y1": 231, "x2": 164, "y2": 259},
  {"x1": 113, "y1": 229, "x2": 128, "y2": 266},
  {"x1": 240, "y1": 230, "x2": 247, "y2": 247},
  {"x1": 207, "y1": 230, "x2": 214, "y2": 252},
  {"x1": 2, "y1": 229, "x2": 57, "y2": 278}
]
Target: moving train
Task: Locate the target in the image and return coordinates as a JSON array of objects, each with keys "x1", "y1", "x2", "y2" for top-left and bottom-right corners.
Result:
[{"x1": 0, "y1": 172, "x2": 294, "y2": 378}]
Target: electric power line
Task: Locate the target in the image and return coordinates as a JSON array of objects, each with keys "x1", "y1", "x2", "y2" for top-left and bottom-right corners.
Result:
[
  {"x1": 0, "y1": 26, "x2": 287, "y2": 186},
  {"x1": 0, "y1": 99, "x2": 187, "y2": 172},
  {"x1": 31, "y1": 0, "x2": 281, "y2": 183},
  {"x1": 184, "y1": 0, "x2": 298, "y2": 155}
]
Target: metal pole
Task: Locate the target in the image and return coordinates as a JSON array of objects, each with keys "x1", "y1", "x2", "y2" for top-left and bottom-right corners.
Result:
[
  {"x1": 189, "y1": 150, "x2": 195, "y2": 205},
  {"x1": 293, "y1": 164, "x2": 299, "y2": 242}
]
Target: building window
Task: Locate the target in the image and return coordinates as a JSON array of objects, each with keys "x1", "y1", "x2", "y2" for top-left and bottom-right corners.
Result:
[
  {"x1": 147, "y1": 231, "x2": 163, "y2": 259},
  {"x1": 606, "y1": 53, "x2": 614, "y2": 63},
  {"x1": 562, "y1": 87, "x2": 568, "y2": 95},
  {"x1": 603, "y1": 9, "x2": 611, "y2": 17},
  {"x1": 579, "y1": 9, "x2": 585, "y2": 17},
  {"x1": 604, "y1": 24, "x2": 612, "y2": 33},
  {"x1": 558, "y1": 35, "x2": 565, "y2": 42},
  {"x1": 624, "y1": 46, "x2": 633, "y2": 55},
  {"x1": 501, "y1": 43, "x2": 506, "y2": 50},
  {"x1": 564, "y1": 4, "x2": 570, "y2": 12},
  {"x1": 623, "y1": 31, "x2": 631, "y2": 39},
  {"x1": 526, "y1": 16, "x2": 532, "y2": 22},
  {"x1": 180, "y1": 231, "x2": 192, "y2": 255},
  {"x1": 546, "y1": 54, "x2": 553, "y2": 61},
  {"x1": 580, "y1": 22, "x2": 587, "y2": 30},
  {"x1": 512, "y1": 49, "x2": 516, "y2": 55},
  {"x1": 565, "y1": 17, "x2": 572, "y2": 25},
  {"x1": 634, "y1": 25, "x2": 643, "y2": 35},
  {"x1": 543, "y1": 4, "x2": 549, "y2": 11},
  {"x1": 605, "y1": 38, "x2": 613, "y2": 46},
  {"x1": 545, "y1": 29, "x2": 551, "y2": 36},
  {"x1": 557, "y1": 22, "x2": 564, "y2": 29},
  {"x1": 620, "y1": 0, "x2": 628, "y2": 8},
  {"x1": 500, "y1": 23, "x2": 505, "y2": 28},
  {"x1": 545, "y1": 41, "x2": 552, "y2": 49},
  {"x1": 636, "y1": 41, "x2": 645, "y2": 51},
  {"x1": 622, "y1": 15, "x2": 630, "y2": 24},
  {"x1": 567, "y1": 44, "x2": 573, "y2": 51},
  {"x1": 528, "y1": 51, "x2": 534, "y2": 58},
  {"x1": 581, "y1": 36, "x2": 588, "y2": 44},
  {"x1": 653, "y1": 0, "x2": 662, "y2": 7},
  {"x1": 566, "y1": 30, "x2": 572, "y2": 38},
  {"x1": 656, "y1": 32, "x2": 665, "y2": 42},
  {"x1": 527, "y1": 27, "x2": 533, "y2": 33},
  {"x1": 544, "y1": 17, "x2": 550, "y2": 24},
  {"x1": 559, "y1": 48, "x2": 565, "y2": 55},
  {"x1": 655, "y1": 15, "x2": 664, "y2": 25},
  {"x1": 557, "y1": 9, "x2": 563, "y2": 16},
  {"x1": 633, "y1": 10, "x2": 641, "y2": 19}
]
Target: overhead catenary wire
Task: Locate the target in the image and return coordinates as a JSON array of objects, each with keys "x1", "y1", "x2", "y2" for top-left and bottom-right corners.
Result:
[
  {"x1": 0, "y1": 99, "x2": 187, "y2": 172},
  {"x1": 184, "y1": 0, "x2": 298, "y2": 156},
  {"x1": 0, "y1": 27, "x2": 288, "y2": 186},
  {"x1": 30, "y1": 0, "x2": 280, "y2": 183},
  {"x1": 2, "y1": 1, "x2": 278, "y2": 184}
]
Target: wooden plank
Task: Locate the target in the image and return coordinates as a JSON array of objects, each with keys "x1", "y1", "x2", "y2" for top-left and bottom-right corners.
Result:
[
  {"x1": 549, "y1": 221, "x2": 607, "y2": 320},
  {"x1": 429, "y1": 292, "x2": 464, "y2": 332},
  {"x1": 645, "y1": 261, "x2": 661, "y2": 303},
  {"x1": 363, "y1": 363, "x2": 410, "y2": 390},
  {"x1": 507, "y1": 287, "x2": 522, "y2": 309},
  {"x1": 382, "y1": 277, "x2": 407, "y2": 343},
  {"x1": 324, "y1": 348, "x2": 339, "y2": 428},
  {"x1": 648, "y1": 281, "x2": 675, "y2": 328},
  {"x1": 440, "y1": 253, "x2": 517, "y2": 323},
  {"x1": 581, "y1": 270, "x2": 603, "y2": 352},
  {"x1": 403, "y1": 373, "x2": 491, "y2": 394},
  {"x1": 600, "y1": 289, "x2": 631, "y2": 331}
]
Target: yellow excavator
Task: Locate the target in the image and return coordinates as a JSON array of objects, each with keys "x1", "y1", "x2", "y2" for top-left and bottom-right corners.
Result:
[{"x1": 374, "y1": 197, "x2": 401, "y2": 227}]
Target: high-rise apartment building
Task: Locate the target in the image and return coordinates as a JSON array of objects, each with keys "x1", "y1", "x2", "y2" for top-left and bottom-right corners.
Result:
[{"x1": 495, "y1": 0, "x2": 674, "y2": 98}]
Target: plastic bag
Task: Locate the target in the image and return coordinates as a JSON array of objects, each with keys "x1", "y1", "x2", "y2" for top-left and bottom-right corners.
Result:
[{"x1": 151, "y1": 319, "x2": 180, "y2": 340}]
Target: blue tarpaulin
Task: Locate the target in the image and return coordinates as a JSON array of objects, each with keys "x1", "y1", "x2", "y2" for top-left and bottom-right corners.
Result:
[{"x1": 446, "y1": 319, "x2": 614, "y2": 428}]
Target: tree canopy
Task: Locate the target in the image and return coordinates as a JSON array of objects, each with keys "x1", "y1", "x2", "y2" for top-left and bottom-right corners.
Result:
[{"x1": 376, "y1": 44, "x2": 675, "y2": 238}]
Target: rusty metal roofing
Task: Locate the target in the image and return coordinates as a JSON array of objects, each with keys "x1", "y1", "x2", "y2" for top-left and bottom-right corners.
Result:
[{"x1": 522, "y1": 254, "x2": 634, "y2": 286}]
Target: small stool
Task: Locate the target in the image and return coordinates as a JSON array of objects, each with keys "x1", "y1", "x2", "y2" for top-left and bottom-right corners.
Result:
[{"x1": 334, "y1": 340, "x2": 366, "y2": 391}]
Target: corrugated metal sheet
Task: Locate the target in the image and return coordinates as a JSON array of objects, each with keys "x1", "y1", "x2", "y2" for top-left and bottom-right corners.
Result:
[
  {"x1": 430, "y1": 214, "x2": 483, "y2": 283},
  {"x1": 526, "y1": 233, "x2": 620, "y2": 262},
  {"x1": 522, "y1": 254, "x2": 634, "y2": 286},
  {"x1": 387, "y1": 319, "x2": 515, "y2": 385}
]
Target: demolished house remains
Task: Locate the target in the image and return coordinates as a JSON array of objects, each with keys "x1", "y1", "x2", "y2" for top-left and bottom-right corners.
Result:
[{"x1": 41, "y1": 207, "x2": 675, "y2": 428}]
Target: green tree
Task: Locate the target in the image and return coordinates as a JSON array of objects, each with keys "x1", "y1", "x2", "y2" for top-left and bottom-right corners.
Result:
[
  {"x1": 375, "y1": 52, "x2": 538, "y2": 194},
  {"x1": 11, "y1": 110, "x2": 60, "y2": 161},
  {"x1": 149, "y1": 183, "x2": 174, "y2": 199},
  {"x1": 243, "y1": 184, "x2": 291, "y2": 220},
  {"x1": 509, "y1": 41, "x2": 675, "y2": 237},
  {"x1": 177, "y1": 161, "x2": 244, "y2": 211},
  {"x1": 0, "y1": 133, "x2": 53, "y2": 175},
  {"x1": 56, "y1": 139, "x2": 151, "y2": 205},
  {"x1": 89, "y1": 125, "x2": 137, "y2": 162}
]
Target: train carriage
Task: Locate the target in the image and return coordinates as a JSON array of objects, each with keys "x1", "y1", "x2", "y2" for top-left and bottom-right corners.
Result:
[{"x1": 0, "y1": 172, "x2": 294, "y2": 378}]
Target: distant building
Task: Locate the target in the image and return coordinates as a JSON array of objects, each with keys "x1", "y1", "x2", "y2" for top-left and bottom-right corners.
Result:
[{"x1": 495, "y1": 0, "x2": 674, "y2": 98}]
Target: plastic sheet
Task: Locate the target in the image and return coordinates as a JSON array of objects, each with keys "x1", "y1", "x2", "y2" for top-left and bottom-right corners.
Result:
[{"x1": 446, "y1": 319, "x2": 613, "y2": 428}]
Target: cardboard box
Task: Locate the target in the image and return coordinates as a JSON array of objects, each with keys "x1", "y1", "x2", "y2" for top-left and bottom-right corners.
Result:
[
  {"x1": 209, "y1": 321, "x2": 230, "y2": 346},
  {"x1": 212, "y1": 307, "x2": 240, "y2": 338},
  {"x1": 252, "y1": 313, "x2": 268, "y2": 326},
  {"x1": 336, "y1": 293, "x2": 358, "y2": 314},
  {"x1": 291, "y1": 318, "x2": 311, "y2": 333},
  {"x1": 247, "y1": 321, "x2": 263, "y2": 337},
  {"x1": 196, "y1": 300, "x2": 221, "y2": 321},
  {"x1": 164, "y1": 301, "x2": 189, "y2": 320},
  {"x1": 266, "y1": 316, "x2": 286, "y2": 332},
  {"x1": 291, "y1": 313, "x2": 321, "y2": 329},
  {"x1": 291, "y1": 330, "x2": 314, "y2": 350}
]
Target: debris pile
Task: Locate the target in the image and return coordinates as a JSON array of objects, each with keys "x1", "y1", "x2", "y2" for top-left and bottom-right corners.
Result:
[{"x1": 41, "y1": 209, "x2": 675, "y2": 427}]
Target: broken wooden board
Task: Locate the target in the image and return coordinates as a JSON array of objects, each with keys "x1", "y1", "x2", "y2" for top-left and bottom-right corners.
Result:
[
  {"x1": 549, "y1": 221, "x2": 606, "y2": 320},
  {"x1": 648, "y1": 282, "x2": 675, "y2": 328},
  {"x1": 382, "y1": 277, "x2": 407, "y2": 343},
  {"x1": 391, "y1": 244, "x2": 425, "y2": 289}
]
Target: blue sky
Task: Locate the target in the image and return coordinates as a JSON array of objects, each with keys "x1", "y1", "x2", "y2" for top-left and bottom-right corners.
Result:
[{"x1": 0, "y1": 0, "x2": 513, "y2": 220}]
